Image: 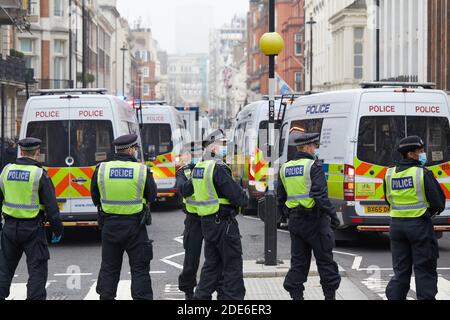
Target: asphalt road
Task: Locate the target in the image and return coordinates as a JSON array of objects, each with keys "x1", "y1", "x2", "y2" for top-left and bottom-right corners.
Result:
[{"x1": 6, "y1": 207, "x2": 450, "y2": 300}]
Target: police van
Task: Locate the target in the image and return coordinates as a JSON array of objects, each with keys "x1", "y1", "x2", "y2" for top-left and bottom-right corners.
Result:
[
  {"x1": 20, "y1": 88, "x2": 143, "y2": 227},
  {"x1": 231, "y1": 99, "x2": 285, "y2": 209},
  {"x1": 278, "y1": 82, "x2": 450, "y2": 235},
  {"x1": 139, "y1": 101, "x2": 189, "y2": 205}
]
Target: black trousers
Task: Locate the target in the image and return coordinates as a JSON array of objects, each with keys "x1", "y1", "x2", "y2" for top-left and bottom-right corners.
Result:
[
  {"x1": 178, "y1": 214, "x2": 203, "y2": 294},
  {"x1": 283, "y1": 213, "x2": 341, "y2": 299},
  {"x1": 96, "y1": 215, "x2": 153, "y2": 300},
  {"x1": 386, "y1": 216, "x2": 439, "y2": 300},
  {"x1": 194, "y1": 213, "x2": 245, "y2": 300},
  {"x1": 0, "y1": 218, "x2": 49, "y2": 300}
]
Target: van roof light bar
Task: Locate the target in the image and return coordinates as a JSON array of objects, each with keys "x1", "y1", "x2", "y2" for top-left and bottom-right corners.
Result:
[
  {"x1": 139, "y1": 101, "x2": 168, "y2": 105},
  {"x1": 360, "y1": 82, "x2": 436, "y2": 89},
  {"x1": 36, "y1": 88, "x2": 108, "y2": 95}
]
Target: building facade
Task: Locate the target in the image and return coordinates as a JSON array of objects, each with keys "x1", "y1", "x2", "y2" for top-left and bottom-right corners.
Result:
[
  {"x1": 209, "y1": 15, "x2": 247, "y2": 128},
  {"x1": 247, "y1": 0, "x2": 305, "y2": 101},
  {"x1": 428, "y1": 0, "x2": 450, "y2": 92}
]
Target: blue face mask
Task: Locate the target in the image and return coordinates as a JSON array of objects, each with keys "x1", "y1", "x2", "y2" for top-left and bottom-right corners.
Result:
[
  {"x1": 314, "y1": 149, "x2": 320, "y2": 160},
  {"x1": 418, "y1": 153, "x2": 427, "y2": 166}
]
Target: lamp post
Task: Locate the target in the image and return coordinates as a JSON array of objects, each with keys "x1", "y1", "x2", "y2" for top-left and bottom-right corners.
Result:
[
  {"x1": 375, "y1": 0, "x2": 380, "y2": 81},
  {"x1": 306, "y1": 16, "x2": 316, "y2": 92},
  {"x1": 258, "y1": 0, "x2": 284, "y2": 266},
  {"x1": 120, "y1": 44, "x2": 128, "y2": 96}
]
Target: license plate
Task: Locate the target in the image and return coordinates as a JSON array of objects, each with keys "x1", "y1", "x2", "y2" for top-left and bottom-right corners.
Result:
[
  {"x1": 364, "y1": 206, "x2": 390, "y2": 214},
  {"x1": 58, "y1": 203, "x2": 64, "y2": 211}
]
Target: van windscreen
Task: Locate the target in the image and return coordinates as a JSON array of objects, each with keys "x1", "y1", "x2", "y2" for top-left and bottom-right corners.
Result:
[
  {"x1": 357, "y1": 116, "x2": 450, "y2": 167},
  {"x1": 141, "y1": 124, "x2": 173, "y2": 156},
  {"x1": 26, "y1": 120, "x2": 114, "y2": 167}
]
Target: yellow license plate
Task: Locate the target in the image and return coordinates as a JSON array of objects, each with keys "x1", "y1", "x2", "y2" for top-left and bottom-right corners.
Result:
[
  {"x1": 364, "y1": 206, "x2": 390, "y2": 214},
  {"x1": 58, "y1": 203, "x2": 64, "y2": 211}
]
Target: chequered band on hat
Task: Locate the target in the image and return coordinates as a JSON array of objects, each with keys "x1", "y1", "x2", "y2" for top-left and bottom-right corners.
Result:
[
  {"x1": 399, "y1": 142, "x2": 423, "y2": 149},
  {"x1": 296, "y1": 137, "x2": 320, "y2": 146},
  {"x1": 115, "y1": 142, "x2": 138, "y2": 150},
  {"x1": 20, "y1": 145, "x2": 40, "y2": 151}
]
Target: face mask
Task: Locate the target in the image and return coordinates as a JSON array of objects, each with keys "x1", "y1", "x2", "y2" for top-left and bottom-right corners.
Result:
[
  {"x1": 313, "y1": 149, "x2": 320, "y2": 160},
  {"x1": 133, "y1": 149, "x2": 139, "y2": 160},
  {"x1": 418, "y1": 152, "x2": 427, "y2": 166}
]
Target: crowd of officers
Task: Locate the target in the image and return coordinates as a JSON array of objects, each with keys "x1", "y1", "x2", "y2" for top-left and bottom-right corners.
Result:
[{"x1": 0, "y1": 129, "x2": 445, "y2": 301}]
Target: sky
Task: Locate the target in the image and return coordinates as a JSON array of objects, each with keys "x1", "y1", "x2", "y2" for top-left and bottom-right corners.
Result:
[{"x1": 116, "y1": 0, "x2": 249, "y2": 54}]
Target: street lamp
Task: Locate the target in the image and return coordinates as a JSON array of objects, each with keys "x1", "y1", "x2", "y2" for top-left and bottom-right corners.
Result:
[
  {"x1": 306, "y1": 16, "x2": 316, "y2": 92},
  {"x1": 120, "y1": 44, "x2": 128, "y2": 96},
  {"x1": 258, "y1": 0, "x2": 285, "y2": 267}
]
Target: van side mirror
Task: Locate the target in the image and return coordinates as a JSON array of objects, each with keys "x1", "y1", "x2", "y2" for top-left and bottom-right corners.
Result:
[{"x1": 147, "y1": 145, "x2": 156, "y2": 161}]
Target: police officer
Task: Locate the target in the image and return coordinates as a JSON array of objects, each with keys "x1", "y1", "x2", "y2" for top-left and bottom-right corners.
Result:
[
  {"x1": 181, "y1": 130, "x2": 248, "y2": 300},
  {"x1": 176, "y1": 142, "x2": 204, "y2": 300},
  {"x1": 384, "y1": 136, "x2": 445, "y2": 300},
  {"x1": 278, "y1": 132, "x2": 341, "y2": 300},
  {"x1": 91, "y1": 134, "x2": 157, "y2": 300},
  {"x1": 0, "y1": 138, "x2": 63, "y2": 300}
]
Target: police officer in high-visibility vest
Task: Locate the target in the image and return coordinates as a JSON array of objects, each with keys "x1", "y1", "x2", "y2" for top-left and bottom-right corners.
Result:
[
  {"x1": 91, "y1": 134, "x2": 157, "y2": 300},
  {"x1": 384, "y1": 136, "x2": 445, "y2": 300},
  {"x1": 278, "y1": 132, "x2": 341, "y2": 300},
  {"x1": 176, "y1": 142, "x2": 204, "y2": 300},
  {"x1": 181, "y1": 130, "x2": 248, "y2": 300},
  {"x1": 0, "y1": 138, "x2": 63, "y2": 300}
]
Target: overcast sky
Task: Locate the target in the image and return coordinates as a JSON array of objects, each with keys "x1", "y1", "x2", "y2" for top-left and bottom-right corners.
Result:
[{"x1": 116, "y1": 0, "x2": 249, "y2": 54}]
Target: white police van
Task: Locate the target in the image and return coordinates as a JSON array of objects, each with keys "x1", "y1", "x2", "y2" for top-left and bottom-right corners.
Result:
[
  {"x1": 278, "y1": 82, "x2": 450, "y2": 236},
  {"x1": 20, "y1": 88, "x2": 143, "y2": 227}
]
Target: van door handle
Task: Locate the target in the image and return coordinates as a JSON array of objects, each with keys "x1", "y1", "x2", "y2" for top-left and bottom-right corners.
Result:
[{"x1": 71, "y1": 177, "x2": 88, "y2": 184}]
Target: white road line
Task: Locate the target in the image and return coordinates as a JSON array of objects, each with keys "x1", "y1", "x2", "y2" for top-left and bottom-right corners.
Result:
[
  {"x1": 54, "y1": 273, "x2": 93, "y2": 277},
  {"x1": 437, "y1": 277, "x2": 450, "y2": 300},
  {"x1": 351, "y1": 256, "x2": 363, "y2": 270},
  {"x1": 174, "y1": 236, "x2": 184, "y2": 245},
  {"x1": 7, "y1": 282, "x2": 53, "y2": 300},
  {"x1": 164, "y1": 284, "x2": 184, "y2": 294},
  {"x1": 332, "y1": 250, "x2": 360, "y2": 257},
  {"x1": 127, "y1": 271, "x2": 167, "y2": 274},
  {"x1": 160, "y1": 252, "x2": 185, "y2": 270},
  {"x1": 242, "y1": 216, "x2": 260, "y2": 221},
  {"x1": 84, "y1": 280, "x2": 133, "y2": 300}
]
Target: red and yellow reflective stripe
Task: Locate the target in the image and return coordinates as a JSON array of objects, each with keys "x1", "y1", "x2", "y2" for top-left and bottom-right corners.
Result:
[
  {"x1": 147, "y1": 152, "x2": 176, "y2": 179},
  {"x1": 47, "y1": 167, "x2": 95, "y2": 198}
]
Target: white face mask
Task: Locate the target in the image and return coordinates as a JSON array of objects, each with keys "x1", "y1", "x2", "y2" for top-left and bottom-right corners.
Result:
[{"x1": 133, "y1": 149, "x2": 139, "y2": 160}]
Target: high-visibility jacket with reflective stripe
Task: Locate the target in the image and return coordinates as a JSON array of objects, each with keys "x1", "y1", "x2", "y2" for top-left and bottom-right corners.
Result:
[
  {"x1": 385, "y1": 166, "x2": 429, "y2": 218},
  {"x1": 0, "y1": 164, "x2": 44, "y2": 219},
  {"x1": 98, "y1": 161, "x2": 147, "y2": 215},
  {"x1": 188, "y1": 160, "x2": 231, "y2": 217},
  {"x1": 280, "y1": 159, "x2": 315, "y2": 209},
  {"x1": 182, "y1": 167, "x2": 198, "y2": 214}
]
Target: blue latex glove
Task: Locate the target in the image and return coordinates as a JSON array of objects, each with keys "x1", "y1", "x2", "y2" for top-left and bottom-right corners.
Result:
[{"x1": 51, "y1": 233, "x2": 62, "y2": 244}]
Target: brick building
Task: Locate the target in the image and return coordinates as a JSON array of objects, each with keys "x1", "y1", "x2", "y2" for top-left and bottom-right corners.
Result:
[
  {"x1": 247, "y1": 0, "x2": 305, "y2": 101},
  {"x1": 428, "y1": 0, "x2": 450, "y2": 92}
]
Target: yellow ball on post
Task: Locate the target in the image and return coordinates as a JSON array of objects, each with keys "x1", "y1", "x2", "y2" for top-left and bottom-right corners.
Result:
[{"x1": 259, "y1": 32, "x2": 285, "y2": 56}]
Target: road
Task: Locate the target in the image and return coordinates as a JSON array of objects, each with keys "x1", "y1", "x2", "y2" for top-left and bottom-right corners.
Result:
[{"x1": 6, "y1": 206, "x2": 450, "y2": 300}]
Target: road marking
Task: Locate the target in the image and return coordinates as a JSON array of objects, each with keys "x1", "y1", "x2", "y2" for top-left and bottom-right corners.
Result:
[
  {"x1": 84, "y1": 280, "x2": 133, "y2": 300},
  {"x1": 54, "y1": 273, "x2": 93, "y2": 277},
  {"x1": 7, "y1": 281, "x2": 53, "y2": 300},
  {"x1": 351, "y1": 256, "x2": 363, "y2": 270},
  {"x1": 127, "y1": 271, "x2": 167, "y2": 274},
  {"x1": 164, "y1": 284, "x2": 184, "y2": 294},
  {"x1": 243, "y1": 216, "x2": 260, "y2": 221},
  {"x1": 160, "y1": 252, "x2": 185, "y2": 270},
  {"x1": 174, "y1": 236, "x2": 184, "y2": 244}
]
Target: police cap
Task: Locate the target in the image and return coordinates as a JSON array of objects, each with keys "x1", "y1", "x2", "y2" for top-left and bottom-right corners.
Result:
[
  {"x1": 113, "y1": 134, "x2": 139, "y2": 150},
  {"x1": 18, "y1": 137, "x2": 42, "y2": 151},
  {"x1": 289, "y1": 132, "x2": 320, "y2": 147},
  {"x1": 397, "y1": 136, "x2": 425, "y2": 153},
  {"x1": 202, "y1": 129, "x2": 225, "y2": 148}
]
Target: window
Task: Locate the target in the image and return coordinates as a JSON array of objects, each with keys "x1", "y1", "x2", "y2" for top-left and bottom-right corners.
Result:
[
  {"x1": 53, "y1": 57, "x2": 65, "y2": 87},
  {"x1": 141, "y1": 124, "x2": 173, "y2": 156},
  {"x1": 28, "y1": 0, "x2": 39, "y2": 15},
  {"x1": 53, "y1": 0, "x2": 63, "y2": 16},
  {"x1": 289, "y1": 119, "x2": 324, "y2": 161},
  {"x1": 20, "y1": 39, "x2": 34, "y2": 53},
  {"x1": 258, "y1": 121, "x2": 281, "y2": 158},
  {"x1": 54, "y1": 40, "x2": 64, "y2": 54},
  {"x1": 26, "y1": 120, "x2": 114, "y2": 167},
  {"x1": 142, "y1": 67, "x2": 149, "y2": 77},
  {"x1": 24, "y1": 56, "x2": 34, "y2": 69},
  {"x1": 143, "y1": 84, "x2": 150, "y2": 95},
  {"x1": 354, "y1": 27, "x2": 364, "y2": 80},
  {"x1": 295, "y1": 33, "x2": 302, "y2": 56},
  {"x1": 294, "y1": 72, "x2": 302, "y2": 92}
]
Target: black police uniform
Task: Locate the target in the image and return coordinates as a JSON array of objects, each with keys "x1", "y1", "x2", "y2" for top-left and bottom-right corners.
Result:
[
  {"x1": 176, "y1": 163, "x2": 204, "y2": 299},
  {"x1": 383, "y1": 136, "x2": 445, "y2": 300},
  {"x1": 90, "y1": 135, "x2": 157, "y2": 300},
  {"x1": 277, "y1": 133, "x2": 341, "y2": 300},
  {"x1": 181, "y1": 160, "x2": 248, "y2": 300},
  {"x1": 0, "y1": 138, "x2": 63, "y2": 300}
]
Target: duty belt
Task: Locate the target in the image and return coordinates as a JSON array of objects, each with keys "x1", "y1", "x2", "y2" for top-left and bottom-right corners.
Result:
[{"x1": 289, "y1": 207, "x2": 321, "y2": 219}]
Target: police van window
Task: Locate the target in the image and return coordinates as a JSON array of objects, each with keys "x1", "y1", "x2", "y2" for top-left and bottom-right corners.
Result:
[
  {"x1": 407, "y1": 117, "x2": 450, "y2": 166},
  {"x1": 141, "y1": 123, "x2": 173, "y2": 156},
  {"x1": 26, "y1": 120, "x2": 114, "y2": 167},
  {"x1": 357, "y1": 116, "x2": 405, "y2": 167},
  {"x1": 70, "y1": 121, "x2": 114, "y2": 166},
  {"x1": 258, "y1": 121, "x2": 281, "y2": 151},
  {"x1": 288, "y1": 119, "x2": 324, "y2": 161}
]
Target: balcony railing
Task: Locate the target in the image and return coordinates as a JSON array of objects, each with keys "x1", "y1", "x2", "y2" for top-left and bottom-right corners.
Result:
[{"x1": 0, "y1": 55, "x2": 26, "y2": 84}]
